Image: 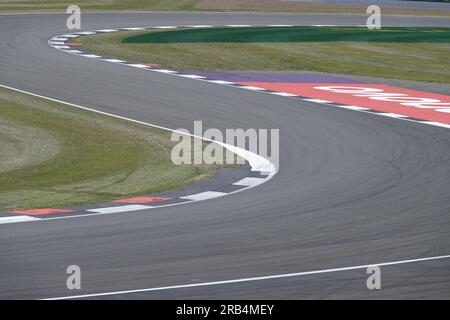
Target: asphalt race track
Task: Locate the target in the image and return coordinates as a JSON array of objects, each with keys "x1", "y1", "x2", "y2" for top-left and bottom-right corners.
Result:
[{"x1": 1, "y1": 12, "x2": 450, "y2": 299}]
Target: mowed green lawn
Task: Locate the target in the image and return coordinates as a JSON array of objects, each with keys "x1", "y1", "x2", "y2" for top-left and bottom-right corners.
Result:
[
  {"x1": 123, "y1": 26, "x2": 450, "y2": 43},
  {"x1": 0, "y1": 0, "x2": 199, "y2": 12},
  {"x1": 81, "y1": 26, "x2": 450, "y2": 83},
  {"x1": 0, "y1": 87, "x2": 217, "y2": 210}
]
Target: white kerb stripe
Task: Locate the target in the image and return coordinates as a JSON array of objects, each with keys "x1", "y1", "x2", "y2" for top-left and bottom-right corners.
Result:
[
  {"x1": 338, "y1": 105, "x2": 370, "y2": 111},
  {"x1": 102, "y1": 59, "x2": 126, "y2": 63},
  {"x1": 240, "y1": 86, "x2": 265, "y2": 91},
  {"x1": 181, "y1": 191, "x2": 227, "y2": 201},
  {"x1": 122, "y1": 27, "x2": 145, "y2": 31},
  {"x1": 178, "y1": 75, "x2": 206, "y2": 79},
  {"x1": 303, "y1": 98, "x2": 332, "y2": 104},
  {"x1": 422, "y1": 122, "x2": 450, "y2": 129},
  {"x1": 233, "y1": 177, "x2": 266, "y2": 187},
  {"x1": 153, "y1": 69, "x2": 178, "y2": 74},
  {"x1": 96, "y1": 29, "x2": 118, "y2": 32},
  {"x1": 81, "y1": 54, "x2": 102, "y2": 58},
  {"x1": 87, "y1": 205, "x2": 153, "y2": 214},
  {"x1": 208, "y1": 80, "x2": 235, "y2": 85},
  {"x1": 380, "y1": 113, "x2": 407, "y2": 118},
  {"x1": 0, "y1": 216, "x2": 40, "y2": 224},
  {"x1": 270, "y1": 92, "x2": 298, "y2": 97},
  {"x1": 186, "y1": 25, "x2": 213, "y2": 28},
  {"x1": 127, "y1": 64, "x2": 150, "y2": 68}
]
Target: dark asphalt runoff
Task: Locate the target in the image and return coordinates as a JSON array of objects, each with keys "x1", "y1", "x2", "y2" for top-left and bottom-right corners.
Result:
[{"x1": 0, "y1": 12, "x2": 450, "y2": 299}]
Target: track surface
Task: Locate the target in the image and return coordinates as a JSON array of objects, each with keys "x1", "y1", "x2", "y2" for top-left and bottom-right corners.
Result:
[{"x1": 1, "y1": 12, "x2": 450, "y2": 299}]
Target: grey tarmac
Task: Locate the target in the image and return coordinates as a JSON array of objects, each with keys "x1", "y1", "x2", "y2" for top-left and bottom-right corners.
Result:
[{"x1": 0, "y1": 12, "x2": 450, "y2": 299}]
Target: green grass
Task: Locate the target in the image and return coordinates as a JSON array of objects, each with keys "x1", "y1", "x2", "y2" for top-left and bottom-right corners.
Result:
[
  {"x1": 0, "y1": 0, "x2": 199, "y2": 12},
  {"x1": 0, "y1": 86, "x2": 219, "y2": 210},
  {"x1": 123, "y1": 27, "x2": 450, "y2": 43},
  {"x1": 81, "y1": 27, "x2": 450, "y2": 83}
]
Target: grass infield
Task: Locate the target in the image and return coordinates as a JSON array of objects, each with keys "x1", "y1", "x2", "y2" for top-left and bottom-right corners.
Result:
[
  {"x1": 0, "y1": 87, "x2": 219, "y2": 210},
  {"x1": 123, "y1": 27, "x2": 450, "y2": 44},
  {"x1": 81, "y1": 26, "x2": 450, "y2": 83}
]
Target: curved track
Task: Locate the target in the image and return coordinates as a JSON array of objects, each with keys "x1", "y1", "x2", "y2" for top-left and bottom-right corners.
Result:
[{"x1": 1, "y1": 12, "x2": 450, "y2": 299}]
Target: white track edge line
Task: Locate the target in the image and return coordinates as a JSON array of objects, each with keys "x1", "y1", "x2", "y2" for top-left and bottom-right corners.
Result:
[
  {"x1": 42, "y1": 253, "x2": 450, "y2": 300},
  {"x1": 0, "y1": 83, "x2": 276, "y2": 224}
]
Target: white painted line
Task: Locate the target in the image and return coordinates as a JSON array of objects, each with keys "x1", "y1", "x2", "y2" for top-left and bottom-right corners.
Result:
[
  {"x1": 119, "y1": 27, "x2": 145, "y2": 31},
  {"x1": 49, "y1": 41, "x2": 65, "y2": 45},
  {"x1": 153, "y1": 69, "x2": 178, "y2": 74},
  {"x1": 60, "y1": 34, "x2": 79, "y2": 38},
  {"x1": 380, "y1": 113, "x2": 407, "y2": 118},
  {"x1": 153, "y1": 26, "x2": 177, "y2": 29},
  {"x1": 87, "y1": 205, "x2": 153, "y2": 214},
  {"x1": 53, "y1": 46, "x2": 70, "y2": 49},
  {"x1": 337, "y1": 105, "x2": 370, "y2": 111},
  {"x1": 207, "y1": 80, "x2": 235, "y2": 85},
  {"x1": 121, "y1": 27, "x2": 145, "y2": 31},
  {"x1": 217, "y1": 141, "x2": 276, "y2": 174},
  {"x1": 51, "y1": 37, "x2": 68, "y2": 41},
  {"x1": 303, "y1": 98, "x2": 332, "y2": 104},
  {"x1": 421, "y1": 121, "x2": 450, "y2": 129},
  {"x1": 65, "y1": 50, "x2": 83, "y2": 54},
  {"x1": 127, "y1": 64, "x2": 150, "y2": 68},
  {"x1": 1, "y1": 84, "x2": 276, "y2": 200},
  {"x1": 239, "y1": 86, "x2": 265, "y2": 91},
  {"x1": 178, "y1": 75, "x2": 206, "y2": 79},
  {"x1": 311, "y1": 24, "x2": 337, "y2": 27},
  {"x1": 0, "y1": 215, "x2": 40, "y2": 224},
  {"x1": 81, "y1": 54, "x2": 102, "y2": 58},
  {"x1": 76, "y1": 31, "x2": 96, "y2": 35},
  {"x1": 270, "y1": 92, "x2": 298, "y2": 97},
  {"x1": 42, "y1": 254, "x2": 450, "y2": 300},
  {"x1": 233, "y1": 177, "x2": 266, "y2": 187},
  {"x1": 102, "y1": 59, "x2": 126, "y2": 63},
  {"x1": 96, "y1": 29, "x2": 118, "y2": 33},
  {"x1": 181, "y1": 191, "x2": 227, "y2": 201}
]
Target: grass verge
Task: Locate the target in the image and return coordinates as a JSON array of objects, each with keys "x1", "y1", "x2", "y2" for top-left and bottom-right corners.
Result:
[
  {"x1": 80, "y1": 26, "x2": 450, "y2": 83},
  {"x1": 123, "y1": 26, "x2": 450, "y2": 43},
  {"x1": 0, "y1": 86, "x2": 219, "y2": 210}
]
